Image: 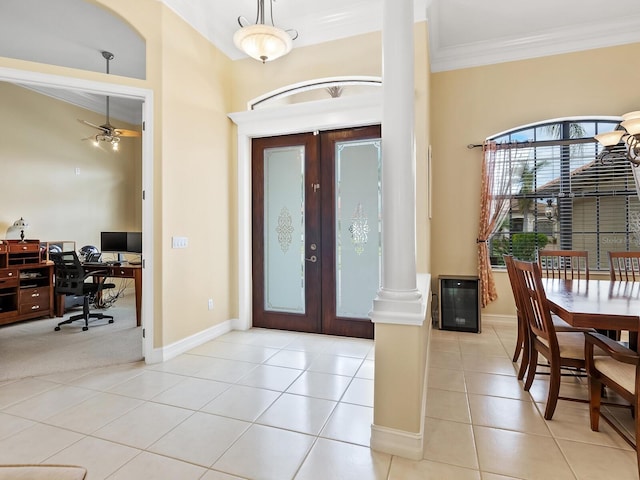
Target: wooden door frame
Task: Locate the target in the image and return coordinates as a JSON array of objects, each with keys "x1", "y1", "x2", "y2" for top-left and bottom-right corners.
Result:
[{"x1": 229, "y1": 90, "x2": 383, "y2": 331}]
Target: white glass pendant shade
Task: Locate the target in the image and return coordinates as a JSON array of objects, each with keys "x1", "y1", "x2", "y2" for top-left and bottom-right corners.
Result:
[
  {"x1": 621, "y1": 118, "x2": 640, "y2": 136},
  {"x1": 233, "y1": 24, "x2": 292, "y2": 63},
  {"x1": 594, "y1": 130, "x2": 625, "y2": 147},
  {"x1": 622, "y1": 111, "x2": 640, "y2": 121}
]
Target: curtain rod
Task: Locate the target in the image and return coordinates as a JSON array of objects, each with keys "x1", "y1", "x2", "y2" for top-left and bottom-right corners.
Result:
[{"x1": 467, "y1": 137, "x2": 596, "y2": 149}]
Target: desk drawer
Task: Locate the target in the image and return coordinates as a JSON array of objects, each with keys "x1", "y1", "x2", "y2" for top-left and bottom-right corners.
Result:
[
  {"x1": 108, "y1": 267, "x2": 134, "y2": 279},
  {"x1": 0, "y1": 244, "x2": 7, "y2": 253},
  {"x1": 18, "y1": 301, "x2": 49, "y2": 316},
  {"x1": 18, "y1": 287, "x2": 50, "y2": 315},
  {"x1": 0, "y1": 310, "x2": 18, "y2": 325},
  {"x1": 19, "y1": 286, "x2": 50, "y2": 303},
  {"x1": 8, "y1": 242, "x2": 39, "y2": 254},
  {"x1": 0, "y1": 269, "x2": 19, "y2": 282}
]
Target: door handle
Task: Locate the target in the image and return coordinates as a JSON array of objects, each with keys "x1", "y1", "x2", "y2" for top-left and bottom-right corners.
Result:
[{"x1": 305, "y1": 255, "x2": 317, "y2": 263}]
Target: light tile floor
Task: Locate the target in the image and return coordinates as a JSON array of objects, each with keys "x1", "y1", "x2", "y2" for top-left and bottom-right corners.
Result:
[{"x1": 0, "y1": 323, "x2": 638, "y2": 479}]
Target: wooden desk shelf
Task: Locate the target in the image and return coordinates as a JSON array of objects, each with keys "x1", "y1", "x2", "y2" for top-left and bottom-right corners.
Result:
[{"x1": 0, "y1": 240, "x2": 54, "y2": 325}]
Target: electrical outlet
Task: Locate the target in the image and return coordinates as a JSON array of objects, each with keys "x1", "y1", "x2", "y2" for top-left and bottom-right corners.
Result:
[
  {"x1": 208, "y1": 298, "x2": 214, "y2": 310},
  {"x1": 172, "y1": 236, "x2": 188, "y2": 248}
]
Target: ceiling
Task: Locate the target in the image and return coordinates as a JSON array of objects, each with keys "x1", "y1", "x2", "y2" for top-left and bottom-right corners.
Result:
[
  {"x1": 2, "y1": 0, "x2": 640, "y2": 124},
  {"x1": 164, "y1": 0, "x2": 640, "y2": 72}
]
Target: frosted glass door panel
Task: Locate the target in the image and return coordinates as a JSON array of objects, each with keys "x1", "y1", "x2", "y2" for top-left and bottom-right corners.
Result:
[
  {"x1": 335, "y1": 140, "x2": 381, "y2": 318},
  {"x1": 264, "y1": 146, "x2": 305, "y2": 313}
]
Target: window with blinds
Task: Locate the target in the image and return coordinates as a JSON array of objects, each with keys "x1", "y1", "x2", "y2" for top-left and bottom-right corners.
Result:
[{"x1": 488, "y1": 119, "x2": 640, "y2": 271}]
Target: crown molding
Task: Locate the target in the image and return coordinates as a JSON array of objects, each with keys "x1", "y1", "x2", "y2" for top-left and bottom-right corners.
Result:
[
  {"x1": 430, "y1": 14, "x2": 640, "y2": 72},
  {"x1": 17, "y1": 84, "x2": 142, "y2": 125}
]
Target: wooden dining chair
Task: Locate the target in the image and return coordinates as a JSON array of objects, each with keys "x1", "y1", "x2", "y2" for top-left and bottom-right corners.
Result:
[
  {"x1": 584, "y1": 331, "x2": 640, "y2": 473},
  {"x1": 608, "y1": 251, "x2": 640, "y2": 345},
  {"x1": 609, "y1": 251, "x2": 640, "y2": 282},
  {"x1": 504, "y1": 255, "x2": 530, "y2": 380},
  {"x1": 505, "y1": 255, "x2": 592, "y2": 381},
  {"x1": 512, "y1": 258, "x2": 594, "y2": 420},
  {"x1": 537, "y1": 249, "x2": 589, "y2": 280}
]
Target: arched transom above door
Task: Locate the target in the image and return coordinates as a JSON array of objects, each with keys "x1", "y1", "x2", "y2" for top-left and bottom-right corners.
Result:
[{"x1": 248, "y1": 76, "x2": 382, "y2": 110}]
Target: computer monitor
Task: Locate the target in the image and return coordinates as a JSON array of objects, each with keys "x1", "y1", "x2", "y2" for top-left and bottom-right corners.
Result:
[
  {"x1": 100, "y1": 231, "x2": 142, "y2": 254},
  {"x1": 100, "y1": 232, "x2": 126, "y2": 253},
  {"x1": 126, "y1": 232, "x2": 142, "y2": 254}
]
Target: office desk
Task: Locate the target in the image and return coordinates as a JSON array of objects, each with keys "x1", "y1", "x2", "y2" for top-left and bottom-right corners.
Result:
[
  {"x1": 543, "y1": 278, "x2": 640, "y2": 349},
  {"x1": 55, "y1": 263, "x2": 142, "y2": 326}
]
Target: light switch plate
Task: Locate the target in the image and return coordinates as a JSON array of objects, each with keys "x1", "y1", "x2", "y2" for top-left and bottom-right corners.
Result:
[{"x1": 172, "y1": 236, "x2": 188, "y2": 248}]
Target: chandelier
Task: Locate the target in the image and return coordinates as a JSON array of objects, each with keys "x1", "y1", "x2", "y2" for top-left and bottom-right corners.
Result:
[
  {"x1": 233, "y1": 0, "x2": 298, "y2": 63},
  {"x1": 594, "y1": 111, "x2": 640, "y2": 166}
]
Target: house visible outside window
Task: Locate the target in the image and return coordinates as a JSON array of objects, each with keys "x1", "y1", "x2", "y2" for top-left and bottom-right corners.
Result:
[{"x1": 489, "y1": 118, "x2": 640, "y2": 271}]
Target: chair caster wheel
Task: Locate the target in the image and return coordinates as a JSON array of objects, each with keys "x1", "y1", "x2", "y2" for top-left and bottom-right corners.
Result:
[
  {"x1": 108, "y1": 319, "x2": 114, "y2": 324},
  {"x1": 82, "y1": 326, "x2": 88, "y2": 331},
  {"x1": 54, "y1": 326, "x2": 61, "y2": 331}
]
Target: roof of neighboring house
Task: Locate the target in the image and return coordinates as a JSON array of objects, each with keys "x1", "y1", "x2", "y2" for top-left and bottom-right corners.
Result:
[{"x1": 534, "y1": 159, "x2": 632, "y2": 198}]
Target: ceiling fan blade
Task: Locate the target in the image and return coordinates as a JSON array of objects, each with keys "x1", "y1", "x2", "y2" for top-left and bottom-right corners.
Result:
[
  {"x1": 114, "y1": 128, "x2": 141, "y2": 138},
  {"x1": 78, "y1": 118, "x2": 109, "y2": 133}
]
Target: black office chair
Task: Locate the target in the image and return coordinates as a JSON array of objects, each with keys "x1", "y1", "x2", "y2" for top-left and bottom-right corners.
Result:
[{"x1": 50, "y1": 251, "x2": 116, "y2": 331}]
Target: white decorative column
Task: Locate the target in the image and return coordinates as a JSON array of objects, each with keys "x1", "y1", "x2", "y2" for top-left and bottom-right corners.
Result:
[
  {"x1": 371, "y1": 0, "x2": 423, "y2": 321},
  {"x1": 370, "y1": 0, "x2": 431, "y2": 461}
]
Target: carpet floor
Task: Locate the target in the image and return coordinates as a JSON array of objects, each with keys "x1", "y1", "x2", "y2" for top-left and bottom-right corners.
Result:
[{"x1": 0, "y1": 292, "x2": 142, "y2": 382}]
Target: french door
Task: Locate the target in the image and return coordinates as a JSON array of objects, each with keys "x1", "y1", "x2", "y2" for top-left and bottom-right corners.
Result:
[{"x1": 252, "y1": 125, "x2": 381, "y2": 339}]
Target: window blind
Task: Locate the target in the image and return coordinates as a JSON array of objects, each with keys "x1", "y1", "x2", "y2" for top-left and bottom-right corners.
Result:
[{"x1": 488, "y1": 119, "x2": 640, "y2": 271}]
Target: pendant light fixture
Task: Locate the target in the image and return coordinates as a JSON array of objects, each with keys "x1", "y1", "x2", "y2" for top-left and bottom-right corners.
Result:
[
  {"x1": 233, "y1": 0, "x2": 298, "y2": 63},
  {"x1": 595, "y1": 111, "x2": 640, "y2": 166}
]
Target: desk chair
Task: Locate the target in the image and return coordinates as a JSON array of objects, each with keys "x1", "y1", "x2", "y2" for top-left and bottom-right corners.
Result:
[
  {"x1": 609, "y1": 251, "x2": 640, "y2": 282},
  {"x1": 537, "y1": 249, "x2": 589, "y2": 280},
  {"x1": 50, "y1": 251, "x2": 116, "y2": 331}
]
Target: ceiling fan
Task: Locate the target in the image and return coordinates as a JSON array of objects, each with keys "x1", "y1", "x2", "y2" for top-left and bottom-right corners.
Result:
[{"x1": 79, "y1": 51, "x2": 141, "y2": 151}]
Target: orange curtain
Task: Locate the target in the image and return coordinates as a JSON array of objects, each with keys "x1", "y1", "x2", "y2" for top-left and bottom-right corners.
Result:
[{"x1": 477, "y1": 141, "x2": 513, "y2": 307}]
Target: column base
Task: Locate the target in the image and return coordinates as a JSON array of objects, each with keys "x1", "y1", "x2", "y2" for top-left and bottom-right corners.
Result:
[{"x1": 369, "y1": 275, "x2": 429, "y2": 326}]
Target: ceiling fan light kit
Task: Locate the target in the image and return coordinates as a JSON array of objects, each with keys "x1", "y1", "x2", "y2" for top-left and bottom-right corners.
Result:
[
  {"x1": 79, "y1": 50, "x2": 140, "y2": 151},
  {"x1": 234, "y1": 0, "x2": 298, "y2": 63}
]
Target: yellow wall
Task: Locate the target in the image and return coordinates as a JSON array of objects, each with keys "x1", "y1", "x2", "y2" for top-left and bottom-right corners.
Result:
[
  {"x1": 430, "y1": 42, "x2": 640, "y2": 318},
  {"x1": 230, "y1": 31, "x2": 382, "y2": 112},
  {"x1": 158, "y1": 6, "x2": 234, "y2": 345},
  {"x1": 0, "y1": 82, "x2": 140, "y2": 247}
]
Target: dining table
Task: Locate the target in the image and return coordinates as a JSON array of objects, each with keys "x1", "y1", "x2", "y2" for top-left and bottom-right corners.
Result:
[{"x1": 542, "y1": 277, "x2": 640, "y2": 350}]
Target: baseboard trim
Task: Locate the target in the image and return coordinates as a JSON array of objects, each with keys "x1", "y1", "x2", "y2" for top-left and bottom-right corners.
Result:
[
  {"x1": 230, "y1": 317, "x2": 246, "y2": 331},
  {"x1": 146, "y1": 320, "x2": 233, "y2": 364},
  {"x1": 483, "y1": 313, "x2": 516, "y2": 326},
  {"x1": 370, "y1": 423, "x2": 423, "y2": 460}
]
